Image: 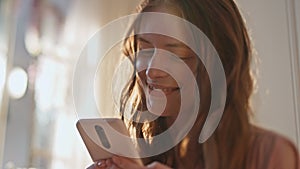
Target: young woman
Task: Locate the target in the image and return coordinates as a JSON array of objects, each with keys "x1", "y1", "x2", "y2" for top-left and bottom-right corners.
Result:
[{"x1": 89, "y1": 0, "x2": 299, "y2": 168}]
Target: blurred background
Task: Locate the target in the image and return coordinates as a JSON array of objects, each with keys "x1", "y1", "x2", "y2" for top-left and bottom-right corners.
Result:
[{"x1": 0, "y1": 0, "x2": 299, "y2": 168}]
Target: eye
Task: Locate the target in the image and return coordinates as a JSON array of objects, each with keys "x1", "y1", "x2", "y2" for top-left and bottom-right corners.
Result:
[
  {"x1": 137, "y1": 38, "x2": 153, "y2": 50},
  {"x1": 168, "y1": 47, "x2": 195, "y2": 61},
  {"x1": 179, "y1": 55, "x2": 193, "y2": 60},
  {"x1": 137, "y1": 48, "x2": 155, "y2": 58}
]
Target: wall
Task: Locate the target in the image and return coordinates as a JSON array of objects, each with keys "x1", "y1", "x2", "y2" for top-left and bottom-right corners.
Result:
[
  {"x1": 2, "y1": 0, "x2": 34, "y2": 168},
  {"x1": 237, "y1": 0, "x2": 300, "y2": 146}
]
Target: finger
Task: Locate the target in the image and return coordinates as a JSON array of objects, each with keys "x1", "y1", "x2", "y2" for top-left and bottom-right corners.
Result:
[
  {"x1": 112, "y1": 156, "x2": 145, "y2": 169},
  {"x1": 108, "y1": 164, "x2": 122, "y2": 169},
  {"x1": 147, "y1": 162, "x2": 172, "y2": 169},
  {"x1": 104, "y1": 160, "x2": 121, "y2": 169},
  {"x1": 94, "y1": 160, "x2": 107, "y2": 169},
  {"x1": 106, "y1": 159, "x2": 113, "y2": 167}
]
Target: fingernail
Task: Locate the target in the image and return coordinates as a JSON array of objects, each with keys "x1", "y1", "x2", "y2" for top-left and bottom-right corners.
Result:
[
  {"x1": 147, "y1": 162, "x2": 157, "y2": 168},
  {"x1": 96, "y1": 161, "x2": 106, "y2": 167}
]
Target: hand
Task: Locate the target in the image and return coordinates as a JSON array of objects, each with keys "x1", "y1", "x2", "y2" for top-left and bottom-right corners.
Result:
[
  {"x1": 86, "y1": 156, "x2": 172, "y2": 169},
  {"x1": 86, "y1": 158, "x2": 119, "y2": 169},
  {"x1": 146, "y1": 161, "x2": 173, "y2": 169}
]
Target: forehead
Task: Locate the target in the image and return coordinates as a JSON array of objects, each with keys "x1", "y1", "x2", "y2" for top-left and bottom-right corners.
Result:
[
  {"x1": 135, "y1": 5, "x2": 194, "y2": 41},
  {"x1": 143, "y1": 4, "x2": 182, "y2": 17},
  {"x1": 138, "y1": 17, "x2": 188, "y2": 40},
  {"x1": 132, "y1": 7, "x2": 200, "y2": 52},
  {"x1": 136, "y1": 34, "x2": 187, "y2": 48}
]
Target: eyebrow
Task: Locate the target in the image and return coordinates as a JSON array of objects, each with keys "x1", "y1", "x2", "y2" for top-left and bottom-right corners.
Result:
[
  {"x1": 165, "y1": 42, "x2": 188, "y2": 49},
  {"x1": 136, "y1": 36, "x2": 151, "y2": 44},
  {"x1": 137, "y1": 36, "x2": 189, "y2": 49}
]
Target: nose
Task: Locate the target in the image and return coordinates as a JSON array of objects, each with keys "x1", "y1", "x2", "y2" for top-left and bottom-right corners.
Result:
[
  {"x1": 145, "y1": 53, "x2": 169, "y2": 79},
  {"x1": 146, "y1": 68, "x2": 168, "y2": 79}
]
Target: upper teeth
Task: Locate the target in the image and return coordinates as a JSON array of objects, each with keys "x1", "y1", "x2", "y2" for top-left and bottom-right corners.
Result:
[{"x1": 150, "y1": 85, "x2": 173, "y2": 92}]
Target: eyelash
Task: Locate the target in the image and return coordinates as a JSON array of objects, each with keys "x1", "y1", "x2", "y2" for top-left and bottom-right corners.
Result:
[
  {"x1": 179, "y1": 55, "x2": 193, "y2": 61},
  {"x1": 137, "y1": 46, "x2": 193, "y2": 61}
]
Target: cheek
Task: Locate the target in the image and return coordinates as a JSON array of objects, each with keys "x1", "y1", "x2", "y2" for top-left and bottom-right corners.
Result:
[
  {"x1": 135, "y1": 53, "x2": 151, "y2": 73},
  {"x1": 137, "y1": 70, "x2": 146, "y2": 81},
  {"x1": 186, "y1": 57, "x2": 199, "y2": 76},
  {"x1": 160, "y1": 91, "x2": 181, "y2": 117}
]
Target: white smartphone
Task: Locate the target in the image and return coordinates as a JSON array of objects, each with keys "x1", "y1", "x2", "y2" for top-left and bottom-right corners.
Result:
[{"x1": 76, "y1": 118, "x2": 142, "y2": 165}]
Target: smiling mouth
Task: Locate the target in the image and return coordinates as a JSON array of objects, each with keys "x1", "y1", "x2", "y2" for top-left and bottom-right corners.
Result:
[{"x1": 148, "y1": 84, "x2": 180, "y2": 95}]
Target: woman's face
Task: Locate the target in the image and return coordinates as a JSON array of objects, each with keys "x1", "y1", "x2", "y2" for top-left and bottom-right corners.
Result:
[{"x1": 135, "y1": 6, "x2": 198, "y2": 118}]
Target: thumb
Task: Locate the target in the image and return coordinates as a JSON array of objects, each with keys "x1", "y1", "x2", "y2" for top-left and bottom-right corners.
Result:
[
  {"x1": 147, "y1": 162, "x2": 173, "y2": 169},
  {"x1": 112, "y1": 156, "x2": 146, "y2": 169}
]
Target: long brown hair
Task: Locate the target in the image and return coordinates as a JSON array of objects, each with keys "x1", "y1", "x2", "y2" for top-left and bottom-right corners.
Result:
[{"x1": 120, "y1": 0, "x2": 254, "y2": 168}]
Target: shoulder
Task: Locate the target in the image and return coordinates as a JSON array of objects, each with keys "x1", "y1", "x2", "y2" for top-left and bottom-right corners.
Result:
[{"x1": 248, "y1": 125, "x2": 300, "y2": 169}]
